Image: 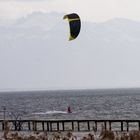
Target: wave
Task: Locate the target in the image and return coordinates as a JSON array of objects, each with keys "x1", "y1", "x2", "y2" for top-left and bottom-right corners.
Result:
[{"x1": 32, "y1": 110, "x2": 68, "y2": 115}]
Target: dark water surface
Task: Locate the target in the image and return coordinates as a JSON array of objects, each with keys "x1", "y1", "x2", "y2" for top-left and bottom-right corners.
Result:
[{"x1": 0, "y1": 89, "x2": 140, "y2": 120}]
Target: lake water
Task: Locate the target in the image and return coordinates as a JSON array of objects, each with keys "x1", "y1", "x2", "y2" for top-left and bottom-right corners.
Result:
[{"x1": 0, "y1": 89, "x2": 140, "y2": 120}]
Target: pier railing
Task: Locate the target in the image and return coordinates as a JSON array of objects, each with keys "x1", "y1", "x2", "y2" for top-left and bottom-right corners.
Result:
[{"x1": 1, "y1": 120, "x2": 140, "y2": 132}]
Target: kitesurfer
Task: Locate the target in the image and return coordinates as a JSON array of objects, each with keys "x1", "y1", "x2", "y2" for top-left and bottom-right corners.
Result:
[{"x1": 67, "y1": 106, "x2": 72, "y2": 113}]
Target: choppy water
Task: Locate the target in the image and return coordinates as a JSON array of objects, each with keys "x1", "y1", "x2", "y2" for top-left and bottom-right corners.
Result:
[{"x1": 0, "y1": 89, "x2": 140, "y2": 120}]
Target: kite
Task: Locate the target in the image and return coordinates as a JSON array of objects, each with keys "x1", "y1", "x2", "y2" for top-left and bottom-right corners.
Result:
[{"x1": 63, "y1": 13, "x2": 81, "y2": 41}]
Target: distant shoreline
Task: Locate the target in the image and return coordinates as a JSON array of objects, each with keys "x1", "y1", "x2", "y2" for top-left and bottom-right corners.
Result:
[{"x1": 0, "y1": 87, "x2": 140, "y2": 94}]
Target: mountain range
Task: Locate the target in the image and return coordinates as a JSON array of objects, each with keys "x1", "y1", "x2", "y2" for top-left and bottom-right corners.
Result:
[{"x1": 0, "y1": 12, "x2": 140, "y2": 90}]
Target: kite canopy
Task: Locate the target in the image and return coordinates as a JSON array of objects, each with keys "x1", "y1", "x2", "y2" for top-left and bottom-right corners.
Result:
[{"x1": 63, "y1": 13, "x2": 81, "y2": 41}]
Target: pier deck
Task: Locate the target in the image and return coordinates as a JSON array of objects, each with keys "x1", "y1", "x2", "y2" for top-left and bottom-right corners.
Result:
[{"x1": 1, "y1": 120, "x2": 140, "y2": 132}]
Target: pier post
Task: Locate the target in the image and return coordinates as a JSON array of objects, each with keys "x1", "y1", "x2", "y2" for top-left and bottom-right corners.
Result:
[
  {"x1": 104, "y1": 121, "x2": 107, "y2": 130},
  {"x1": 18, "y1": 121, "x2": 22, "y2": 131},
  {"x1": 35, "y1": 122, "x2": 37, "y2": 131},
  {"x1": 121, "y1": 121, "x2": 123, "y2": 131},
  {"x1": 47, "y1": 122, "x2": 49, "y2": 131},
  {"x1": 28, "y1": 121, "x2": 31, "y2": 131},
  {"x1": 62, "y1": 122, "x2": 64, "y2": 131},
  {"x1": 2, "y1": 121, "x2": 4, "y2": 131},
  {"x1": 77, "y1": 121, "x2": 80, "y2": 131},
  {"x1": 14, "y1": 121, "x2": 17, "y2": 131},
  {"x1": 94, "y1": 121, "x2": 97, "y2": 132},
  {"x1": 109, "y1": 121, "x2": 111, "y2": 131},
  {"x1": 50, "y1": 122, "x2": 52, "y2": 131},
  {"x1": 57, "y1": 122, "x2": 59, "y2": 131},
  {"x1": 126, "y1": 122, "x2": 129, "y2": 132},
  {"x1": 139, "y1": 122, "x2": 140, "y2": 131},
  {"x1": 87, "y1": 121, "x2": 90, "y2": 131},
  {"x1": 72, "y1": 121, "x2": 74, "y2": 131},
  {"x1": 33, "y1": 121, "x2": 37, "y2": 131},
  {"x1": 42, "y1": 122, "x2": 45, "y2": 131}
]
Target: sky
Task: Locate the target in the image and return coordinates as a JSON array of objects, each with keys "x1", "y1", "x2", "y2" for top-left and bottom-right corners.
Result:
[
  {"x1": 0, "y1": 0, "x2": 140, "y2": 91},
  {"x1": 0, "y1": 0, "x2": 140, "y2": 22}
]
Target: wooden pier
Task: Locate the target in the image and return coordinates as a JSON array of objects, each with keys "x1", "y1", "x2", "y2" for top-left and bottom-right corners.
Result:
[{"x1": 1, "y1": 120, "x2": 140, "y2": 132}]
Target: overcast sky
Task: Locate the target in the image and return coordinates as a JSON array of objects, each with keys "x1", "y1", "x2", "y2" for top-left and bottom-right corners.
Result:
[
  {"x1": 0, "y1": 0, "x2": 140, "y2": 22},
  {"x1": 0, "y1": 0, "x2": 140, "y2": 91}
]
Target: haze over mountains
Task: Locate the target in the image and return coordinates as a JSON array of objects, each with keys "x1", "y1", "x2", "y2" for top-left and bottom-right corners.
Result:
[{"x1": 0, "y1": 12, "x2": 140, "y2": 91}]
